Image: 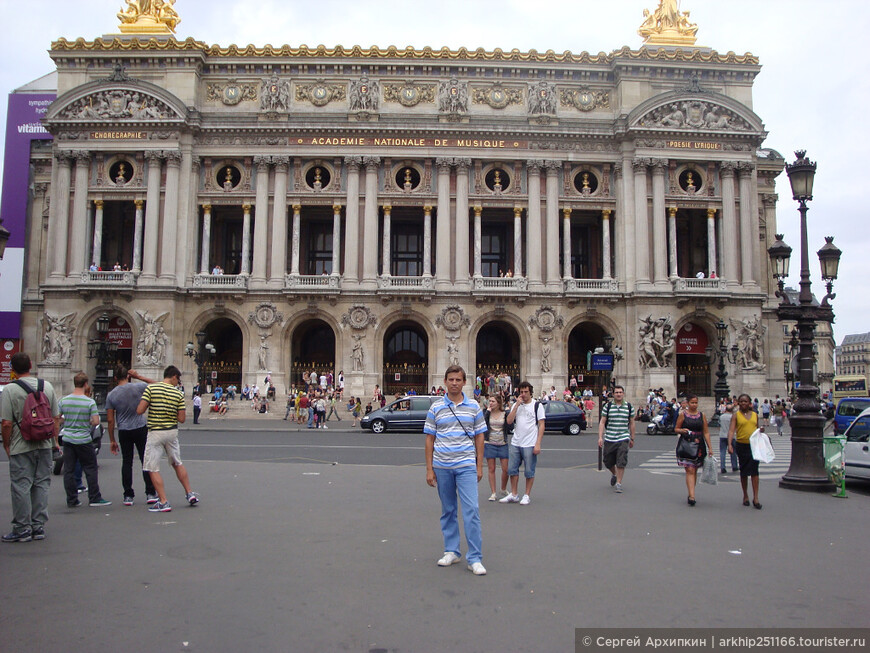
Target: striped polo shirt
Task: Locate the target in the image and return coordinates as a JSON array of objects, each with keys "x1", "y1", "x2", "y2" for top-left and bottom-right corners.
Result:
[
  {"x1": 424, "y1": 393, "x2": 486, "y2": 469},
  {"x1": 602, "y1": 400, "x2": 632, "y2": 442},
  {"x1": 58, "y1": 394, "x2": 98, "y2": 444},
  {"x1": 141, "y1": 382, "x2": 185, "y2": 431}
]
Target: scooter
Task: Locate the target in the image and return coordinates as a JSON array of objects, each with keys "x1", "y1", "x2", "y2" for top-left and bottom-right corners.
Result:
[{"x1": 646, "y1": 413, "x2": 676, "y2": 435}]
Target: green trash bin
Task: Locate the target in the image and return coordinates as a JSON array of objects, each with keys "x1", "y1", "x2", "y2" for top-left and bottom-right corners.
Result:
[{"x1": 823, "y1": 435, "x2": 847, "y2": 498}]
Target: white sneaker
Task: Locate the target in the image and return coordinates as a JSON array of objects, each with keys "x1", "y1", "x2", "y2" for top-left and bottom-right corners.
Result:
[
  {"x1": 437, "y1": 551, "x2": 462, "y2": 567},
  {"x1": 499, "y1": 493, "x2": 519, "y2": 504},
  {"x1": 519, "y1": 494, "x2": 531, "y2": 505},
  {"x1": 614, "y1": 482, "x2": 623, "y2": 493},
  {"x1": 467, "y1": 562, "x2": 487, "y2": 576},
  {"x1": 488, "y1": 492, "x2": 497, "y2": 501}
]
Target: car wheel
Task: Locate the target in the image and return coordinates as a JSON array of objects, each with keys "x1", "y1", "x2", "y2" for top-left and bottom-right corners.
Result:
[
  {"x1": 566, "y1": 422, "x2": 581, "y2": 435},
  {"x1": 371, "y1": 419, "x2": 386, "y2": 434}
]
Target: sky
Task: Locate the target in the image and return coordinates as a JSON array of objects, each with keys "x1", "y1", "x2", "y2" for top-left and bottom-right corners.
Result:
[{"x1": 1, "y1": 0, "x2": 868, "y2": 346}]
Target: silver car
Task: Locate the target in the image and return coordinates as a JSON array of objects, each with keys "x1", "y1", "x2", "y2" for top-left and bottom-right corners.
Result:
[{"x1": 843, "y1": 406, "x2": 870, "y2": 481}]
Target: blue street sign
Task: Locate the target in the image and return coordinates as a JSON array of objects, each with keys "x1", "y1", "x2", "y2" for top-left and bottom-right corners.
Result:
[{"x1": 590, "y1": 353, "x2": 614, "y2": 371}]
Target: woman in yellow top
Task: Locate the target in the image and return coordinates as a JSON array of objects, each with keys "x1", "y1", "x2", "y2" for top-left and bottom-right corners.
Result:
[{"x1": 727, "y1": 393, "x2": 762, "y2": 509}]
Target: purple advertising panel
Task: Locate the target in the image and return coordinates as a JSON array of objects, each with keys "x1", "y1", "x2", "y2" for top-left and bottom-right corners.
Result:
[{"x1": 0, "y1": 92, "x2": 55, "y2": 339}]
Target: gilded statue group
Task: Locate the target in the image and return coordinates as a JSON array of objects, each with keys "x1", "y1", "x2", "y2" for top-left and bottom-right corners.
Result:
[
  {"x1": 118, "y1": 0, "x2": 180, "y2": 30},
  {"x1": 638, "y1": 0, "x2": 698, "y2": 39}
]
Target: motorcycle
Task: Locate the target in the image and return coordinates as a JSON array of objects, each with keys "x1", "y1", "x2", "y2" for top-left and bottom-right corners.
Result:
[{"x1": 646, "y1": 413, "x2": 676, "y2": 435}]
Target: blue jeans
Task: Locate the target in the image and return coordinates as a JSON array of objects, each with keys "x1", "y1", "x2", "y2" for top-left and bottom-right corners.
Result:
[
  {"x1": 307, "y1": 407, "x2": 315, "y2": 428},
  {"x1": 433, "y1": 466, "x2": 482, "y2": 564},
  {"x1": 508, "y1": 445, "x2": 537, "y2": 479},
  {"x1": 719, "y1": 437, "x2": 739, "y2": 472}
]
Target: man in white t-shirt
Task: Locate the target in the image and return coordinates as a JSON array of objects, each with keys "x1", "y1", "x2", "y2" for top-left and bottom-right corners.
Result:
[{"x1": 500, "y1": 381, "x2": 546, "y2": 505}]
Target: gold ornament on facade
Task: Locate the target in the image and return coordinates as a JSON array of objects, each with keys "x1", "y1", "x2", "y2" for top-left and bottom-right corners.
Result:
[
  {"x1": 117, "y1": 0, "x2": 180, "y2": 34},
  {"x1": 638, "y1": 1, "x2": 699, "y2": 47},
  {"x1": 559, "y1": 87, "x2": 610, "y2": 112},
  {"x1": 384, "y1": 84, "x2": 435, "y2": 107}
]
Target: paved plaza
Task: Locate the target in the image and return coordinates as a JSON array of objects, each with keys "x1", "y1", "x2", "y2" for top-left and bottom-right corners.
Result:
[{"x1": 1, "y1": 425, "x2": 867, "y2": 652}]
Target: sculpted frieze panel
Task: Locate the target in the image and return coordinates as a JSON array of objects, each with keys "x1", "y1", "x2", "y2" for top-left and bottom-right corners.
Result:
[
  {"x1": 638, "y1": 100, "x2": 751, "y2": 131},
  {"x1": 58, "y1": 90, "x2": 177, "y2": 121}
]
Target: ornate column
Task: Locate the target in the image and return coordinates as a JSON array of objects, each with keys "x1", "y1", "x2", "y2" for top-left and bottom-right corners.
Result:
[
  {"x1": 651, "y1": 159, "x2": 668, "y2": 284},
  {"x1": 361, "y1": 156, "x2": 380, "y2": 286},
  {"x1": 526, "y1": 160, "x2": 543, "y2": 289},
  {"x1": 473, "y1": 205, "x2": 483, "y2": 278},
  {"x1": 241, "y1": 203, "x2": 252, "y2": 275},
  {"x1": 562, "y1": 208, "x2": 572, "y2": 279},
  {"x1": 251, "y1": 156, "x2": 271, "y2": 284},
  {"x1": 454, "y1": 158, "x2": 471, "y2": 283},
  {"x1": 332, "y1": 203, "x2": 342, "y2": 276},
  {"x1": 344, "y1": 156, "x2": 362, "y2": 283},
  {"x1": 199, "y1": 203, "x2": 212, "y2": 274},
  {"x1": 513, "y1": 206, "x2": 523, "y2": 277},
  {"x1": 91, "y1": 200, "x2": 104, "y2": 268},
  {"x1": 141, "y1": 151, "x2": 163, "y2": 280},
  {"x1": 617, "y1": 158, "x2": 634, "y2": 288},
  {"x1": 632, "y1": 159, "x2": 651, "y2": 284},
  {"x1": 132, "y1": 199, "x2": 145, "y2": 273},
  {"x1": 435, "y1": 158, "x2": 452, "y2": 286},
  {"x1": 69, "y1": 151, "x2": 91, "y2": 275},
  {"x1": 381, "y1": 204, "x2": 392, "y2": 276},
  {"x1": 423, "y1": 205, "x2": 433, "y2": 277},
  {"x1": 49, "y1": 151, "x2": 73, "y2": 279},
  {"x1": 667, "y1": 206, "x2": 678, "y2": 278},
  {"x1": 706, "y1": 208, "x2": 717, "y2": 276},
  {"x1": 159, "y1": 151, "x2": 181, "y2": 281},
  {"x1": 720, "y1": 162, "x2": 738, "y2": 283},
  {"x1": 602, "y1": 209, "x2": 612, "y2": 279},
  {"x1": 544, "y1": 161, "x2": 561, "y2": 287},
  {"x1": 290, "y1": 203, "x2": 302, "y2": 275},
  {"x1": 738, "y1": 163, "x2": 755, "y2": 285},
  {"x1": 270, "y1": 157, "x2": 290, "y2": 285}
]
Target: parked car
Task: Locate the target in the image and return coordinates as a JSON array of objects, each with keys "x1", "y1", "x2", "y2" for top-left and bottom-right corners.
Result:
[
  {"x1": 843, "y1": 406, "x2": 870, "y2": 481},
  {"x1": 538, "y1": 400, "x2": 587, "y2": 435},
  {"x1": 360, "y1": 396, "x2": 440, "y2": 433},
  {"x1": 834, "y1": 397, "x2": 870, "y2": 435}
]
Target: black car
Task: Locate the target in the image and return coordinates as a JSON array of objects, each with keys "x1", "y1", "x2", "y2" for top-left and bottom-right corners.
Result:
[
  {"x1": 537, "y1": 400, "x2": 587, "y2": 435},
  {"x1": 360, "y1": 395, "x2": 441, "y2": 433}
]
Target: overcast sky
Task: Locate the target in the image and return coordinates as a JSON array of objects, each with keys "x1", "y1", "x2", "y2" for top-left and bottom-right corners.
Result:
[{"x1": 1, "y1": 0, "x2": 867, "y2": 345}]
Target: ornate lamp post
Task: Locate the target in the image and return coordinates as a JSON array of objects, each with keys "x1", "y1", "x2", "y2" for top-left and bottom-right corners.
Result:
[
  {"x1": 87, "y1": 312, "x2": 118, "y2": 411},
  {"x1": 767, "y1": 150, "x2": 842, "y2": 492},
  {"x1": 705, "y1": 319, "x2": 739, "y2": 428},
  {"x1": 185, "y1": 331, "x2": 215, "y2": 393}
]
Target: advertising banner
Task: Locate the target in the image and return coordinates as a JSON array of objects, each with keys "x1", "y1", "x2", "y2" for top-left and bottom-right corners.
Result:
[
  {"x1": 676, "y1": 323, "x2": 708, "y2": 355},
  {"x1": 0, "y1": 92, "x2": 56, "y2": 339},
  {"x1": 0, "y1": 338, "x2": 21, "y2": 384}
]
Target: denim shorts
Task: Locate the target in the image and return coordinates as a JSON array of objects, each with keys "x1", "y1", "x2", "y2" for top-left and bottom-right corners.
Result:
[
  {"x1": 484, "y1": 442, "x2": 509, "y2": 460},
  {"x1": 508, "y1": 444, "x2": 537, "y2": 478}
]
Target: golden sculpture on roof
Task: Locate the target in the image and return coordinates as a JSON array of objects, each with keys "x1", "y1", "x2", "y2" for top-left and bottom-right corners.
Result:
[
  {"x1": 639, "y1": 0, "x2": 698, "y2": 47},
  {"x1": 117, "y1": 0, "x2": 180, "y2": 34}
]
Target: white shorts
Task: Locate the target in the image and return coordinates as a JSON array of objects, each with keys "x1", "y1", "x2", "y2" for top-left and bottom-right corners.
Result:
[{"x1": 143, "y1": 428, "x2": 183, "y2": 472}]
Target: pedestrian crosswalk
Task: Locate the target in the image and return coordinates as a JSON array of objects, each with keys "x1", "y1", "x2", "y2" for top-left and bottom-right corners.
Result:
[{"x1": 638, "y1": 435, "x2": 792, "y2": 482}]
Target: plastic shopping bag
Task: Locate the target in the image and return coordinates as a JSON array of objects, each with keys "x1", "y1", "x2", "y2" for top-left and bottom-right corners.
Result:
[
  {"x1": 701, "y1": 455, "x2": 719, "y2": 485},
  {"x1": 749, "y1": 429, "x2": 775, "y2": 463}
]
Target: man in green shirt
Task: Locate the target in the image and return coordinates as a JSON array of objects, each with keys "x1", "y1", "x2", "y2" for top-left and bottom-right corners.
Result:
[
  {"x1": 1, "y1": 353, "x2": 60, "y2": 542},
  {"x1": 136, "y1": 365, "x2": 198, "y2": 512},
  {"x1": 59, "y1": 372, "x2": 111, "y2": 508},
  {"x1": 597, "y1": 385, "x2": 635, "y2": 493}
]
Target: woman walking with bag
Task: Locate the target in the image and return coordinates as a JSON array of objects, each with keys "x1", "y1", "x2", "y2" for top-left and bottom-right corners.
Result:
[
  {"x1": 675, "y1": 393, "x2": 712, "y2": 506},
  {"x1": 483, "y1": 395, "x2": 509, "y2": 501},
  {"x1": 727, "y1": 393, "x2": 762, "y2": 509}
]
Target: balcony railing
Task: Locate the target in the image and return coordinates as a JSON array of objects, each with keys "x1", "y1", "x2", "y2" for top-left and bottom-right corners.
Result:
[
  {"x1": 285, "y1": 273, "x2": 341, "y2": 292},
  {"x1": 377, "y1": 275, "x2": 435, "y2": 291},
  {"x1": 671, "y1": 278, "x2": 728, "y2": 292},
  {"x1": 563, "y1": 278, "x2": 620, "y2": 293},
  {"x1": 79, "y1": 270, "x2": 138, "y2": 286},
  {"x1": 192, "y1": 273, "x2": 248, "y2": 289},
  {"x1": 472, "y1": 276, "x2": 529, "y2": 292}
]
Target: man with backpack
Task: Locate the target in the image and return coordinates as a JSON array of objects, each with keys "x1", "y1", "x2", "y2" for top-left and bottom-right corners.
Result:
[
  {"x1": 598, "y1": 385, "x2": 635, "y2": 493},
  {"x1": 1, "y1": 353, "x2": 60, "y2": 542},
  {"x1": 501, "y1": 380, "x2": 546, "y2": 505}
]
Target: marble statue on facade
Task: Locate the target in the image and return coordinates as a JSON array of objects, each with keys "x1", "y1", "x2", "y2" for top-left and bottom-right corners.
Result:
[
  {"x1": 541, "y1": 336, "x2": 552, "y2": 373},
  {"x1": 528, "y1": 80, "x2": 557, "y2": 115},
  {"x1": 351, "y1": 334, "x2": 366, "y2": 371},
  {"x1": 349, "y1": 76, "x2": 380, "y2": 112},
  {"x1": 438, "y1": 77, "x2": 468, "y2": 114},
  {"x1": 42, "y1": 312, "x2": 76, "y2": 365},
  {"x1": 731, "y1": 316, "x2": 766, "y2": 371},
  {"x1": 638, "y1": 316, "x2": 676, "y2": 369},
  {"x1": 447, "y1": 336, "x2": 460, "y2": 367},
  {"x1": 258, "y1": 334, "x2": 270, "y2": 370},
  {"x1": 136, "y1": 310, "x2": 169, "y2": 366},
  {"x1": 260, "y1": 74, "x2": 291, "y2": 112}
]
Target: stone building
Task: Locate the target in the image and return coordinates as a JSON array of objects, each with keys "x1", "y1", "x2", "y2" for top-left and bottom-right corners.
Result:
[
  {"x1": 16, "y1": 3, "x2": 792, "y2": 400},
  {"x1": 835, "y1": 333, "x2": 870, "y2": 383}
]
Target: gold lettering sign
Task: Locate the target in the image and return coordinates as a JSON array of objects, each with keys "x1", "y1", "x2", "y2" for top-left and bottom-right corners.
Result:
[
  {"x1": 666, "y1": 141, "x2": 722, "y2": 150},
  {"x1": 90, "y1": 131, "x2": 148, "y2": 140},
  {"x1": 297, "y1": 136, "x2": 523, "y2": 149}
]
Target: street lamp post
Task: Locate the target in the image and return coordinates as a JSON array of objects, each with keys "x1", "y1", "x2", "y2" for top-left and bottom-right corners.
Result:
[
  {"x1": 87, "y1": 312, "x2": 118, "y2": 411},
  {"x1": 767, "y1": 150, "x2": 842, "y2": 492},
  {"x1": 705, "y1": 319, "x2": 739, "y2": 428},
  {"x1": 185, "y1": 331, "x2": 215, "y2": 394}
]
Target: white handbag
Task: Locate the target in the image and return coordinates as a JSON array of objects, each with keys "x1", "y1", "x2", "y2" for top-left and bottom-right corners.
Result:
[{"x1": 749, "y1": 429, "x2": 775, "y2": 463}]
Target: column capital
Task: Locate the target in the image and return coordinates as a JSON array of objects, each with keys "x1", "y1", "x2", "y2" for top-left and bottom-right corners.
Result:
[
  {"x1": 274, "y1": 157, "x2": 290, "y2": 173},
  {"x1": 650, "y1": 158, "x2": 668, "y2": 172},
  {"x1": 613, "y1": 161, "x2": 623, "y2": 178},
  {"x1": 344, "y1": 155, "x2": 363, "y2": 171},
  {"x1": 253, "y1": 155, "x2": 271, "y2": 168},
  {"x1": 707, "y1": 207, "x2": 716, "y2": 219},
  {"x1": 526, "y1": 159, "x2": 544, "y2": 173},
  {"x1": 144, "y1": 150, "x2": 163, "y2": 163},
  {"x1": 73, "y1": 150, "x2": 91, "y2": 164},
  {"x1": 514, "y1": 206, "x2": 523, "y2": 219},
  {"x1": 454, "y1": 157, "x2": 472, "y2": 170},
  {"x1": 94, "y1": 199, "x2": 104, "y2": 209},
  {"x1": 362, "y1": 156, "x2": 381, "y2": 171},
  {"x1": 54, "y1": 149, "x2": 74, "y2": 164},
  {"x1": 668, "y1": 206, "x2": 678, "y2": 218},
  {"x1": 435, "y1": 157, "x2": 452, "y2": 172},
  {"x1": 543, "y1": 160, "x2": 561, "y2": 173},
  {"x1": 382, "y1": 204, "x2": 392, "y2": 213},
  {"x1": 473, "y1": 205, "x2": 482, "y2": 217},
  {"x1": 737, "y1": 161, "x2": 754, "y2": 177},
  {"x1": 202, "y1": 203, "x2": 212, "y2": 212},
  {"x1": 292, "y1": 204, "x2": 302, "y2": 213},
  {"x1": 332, "y1": 203, "x2": 343, "y2": 213},
  {"x1": 719, "y1": 161, "x2": 737, "y2": 176},
  {"x1": 163, "y1": 150, "x2": 182, "y2": 166},
  {"x1": 134, "y1": 199, "x2": 144, "y2": 209},
  {"x1": 761, "y1": 193, "x2": 778, "y2": 207},
  {"x1": 602, "y1": 208, "x2": 612, "y2": 220},
  {"x1": 242, "y1": 203, "x2": 252, "y2": 213},
  {"x1": 562, "y1": 207, "x2": 572, "y2": 219},
  {"x1": 631, "y1": 158, "x2": 649, "y2": 173},
  {"x1": 423, "y1": 204, "x2": 433, "y2": 214}
]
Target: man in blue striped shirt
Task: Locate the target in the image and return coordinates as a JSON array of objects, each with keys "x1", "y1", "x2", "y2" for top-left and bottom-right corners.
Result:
[{"x1": 424, "y1": 365, "x2": 487, "y2": 576}]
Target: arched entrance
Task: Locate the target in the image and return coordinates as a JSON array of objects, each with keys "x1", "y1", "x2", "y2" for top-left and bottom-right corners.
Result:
[
  {"x1": 567, "y1": 322, "x2": 610, "y2": 394},
  {"x1": 201, "y1": 318, "x2": 243, "y2": 391},
  {"x1": 383, "y1": 322, "x2": 428, "y2": 395},
  {"x1": 476, "y1": 322, "x2": 521, "y2": 391},
  {"x1": 290, "y1": 320, "x2": 336, "y2": 387},
  {"x1": 676, "y1": 323, "x2": 711, "y2": 396}
]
